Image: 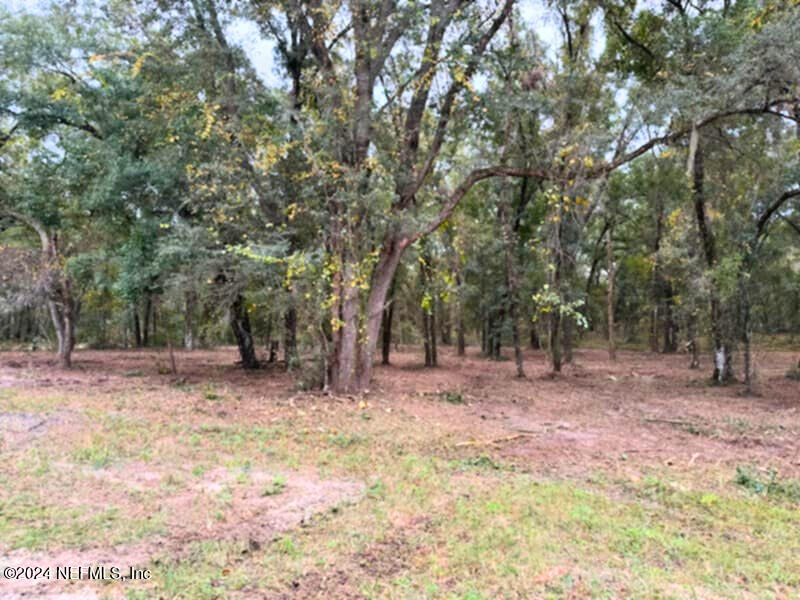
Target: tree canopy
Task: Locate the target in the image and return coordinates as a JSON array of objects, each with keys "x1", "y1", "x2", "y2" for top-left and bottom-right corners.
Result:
[{"x1": 1, "y1": 0, "x2": 799, "y2": 392}]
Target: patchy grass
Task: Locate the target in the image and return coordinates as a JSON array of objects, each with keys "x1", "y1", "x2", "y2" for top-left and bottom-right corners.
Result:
[
  {"x1": 735, "y1": 465, "x2": 800, "y2": 503},
  {"x1": 439, "y1": 390, "x2": 464, "y2": 404},
  {"x1": 0, "y1": 346, "x2": 799, "y2": 597}
]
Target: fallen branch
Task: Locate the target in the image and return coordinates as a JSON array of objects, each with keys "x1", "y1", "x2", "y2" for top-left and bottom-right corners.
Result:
[
  {"x1": 644, "y1": 418, "x2": 700, "y2": 427},
  {"x1": 455, "y1": 433, "x2": 532, "y2": 448}
]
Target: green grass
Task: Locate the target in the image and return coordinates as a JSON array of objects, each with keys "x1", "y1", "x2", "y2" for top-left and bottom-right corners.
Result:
[
  {"x1": 261, "y1": 475, "x2": 287, "y2": 496},
  {"x1": 1, "y1": 380, "x2": 798, "y2": 598},
  {"x1": 735, "y1": 465, "x2": 800, "y2": 503}
]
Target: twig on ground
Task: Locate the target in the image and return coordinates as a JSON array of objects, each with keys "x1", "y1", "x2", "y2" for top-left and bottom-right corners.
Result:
[
  {"x1": 455, "y1": 433, "x2": 532, "y2": 447},
  {"x1": 644, "y1": 418, "x2": 699, "y2": 427}
]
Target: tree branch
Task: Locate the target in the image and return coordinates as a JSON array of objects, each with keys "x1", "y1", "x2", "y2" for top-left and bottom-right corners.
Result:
[
  {"x1": 756, "y1": 188, "x2": 800, "y2": 239},
  {"x1": 407, "y1": 165, "x2": 549, "y2": 245},
  {"x1": 412, "y1": 0, "x2": 515, "y2": 197},
  {"x1": 781, "y1": 215, "x2": 800, "y2": 238},
  {"x1": 0, "y1": 208, "x2": 53, "y2": 256},
  {"x1": 593, "y1": 99, "x2": 799, "y2": 177}
]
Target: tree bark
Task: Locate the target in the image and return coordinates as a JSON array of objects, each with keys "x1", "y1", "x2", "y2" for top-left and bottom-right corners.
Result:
[
  {"x1": 381, "y1": 298, "x2": 394, "y2": 365},
  {"x1": 530, "y1": 327, "x2": 540, "y2": 349},
  {"x1": 184, "y1": 290, "x2": 197, "y2": 350},
  {"x1": 548, "y1": 205, "x2": 564, "y2": 373},
  {"x1": 662, "y1": 284, "x2": 678, "y2": 353},
  {"x1": 229, "y1": 294, "x2": 259, "y2": 369},
  {"x1": 48, "y1": 294, "x2": 75, "y2": 369},
  {"x1": 688, "y1": 126, "x2": 733, "y2": 382},
  {"x1": 439, "y1": 299, "x2": 452, "y2": 346},
  {"x1": 606, "y1": 222, "x2": 617, "y2": 361},
  {"x1": 550, "y1": 310, "x2": 562, "y2": 372},
  {"x1": 1, "y1": 209, "x2": 77, "y2": 367},
  {"x1": 455, "y1": 273, "x2": 466, "y2": 357},
  {"x1": 142, "y1": 295, "x2": 152, "y2": 347},
  {"x1": 284, "y1": 304, "x2": 298, "y2": 369},
  {"x1": 501, "y1": 195, "x2": 525, "y2": 377},
  {"x1": 329, "y1": 237, "x2": 406, "y2": 393},
  {"x1": 380, "y1": 275, "x2": 396, "y2": 365},
  {"x1": 687, "y1": 312, "x2": 700, "y2": 369},
  {"x1": 419, "y1": 244, "x2": 437, "y2": 367},
  {"x1": 740, "y1": 273, "x2": 755, "y2": 394},
  {"x1": 133, "y1": 307, "x2": 142, "y2": 348}
]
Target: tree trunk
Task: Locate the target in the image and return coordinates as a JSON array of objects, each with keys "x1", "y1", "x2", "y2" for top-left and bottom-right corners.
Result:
[
  {"x1": 133, "y1": 307, "x2": 142, "y2": 347},
  {"x1": 501, "y1": 199, "x2": 525, "y2": 377},
  {"x1": 284, "y1": 304, "x2": 298, "y2": 370},
  {"x1": 662, "y1": 285, "x2": 678, "y2": 353},
  {"x1": 530, "y1": 326, "x2": 540, "y2": 349},
  {"x1": 455, "y1": 272, "x2": 466, "y2": 356},
  {"x1": 152, "y1": 301, "x2": 157, "y2": 344},
  {"x1": 650, "y1": 196, "x2": 664, "y2": 353},
  {"x1": 229, "y1": 294, "x2": 259, "y2": 369},
  {"x1": 649, "y1": 306, "x2": 660, "y2": 353},
  {"x1": 142, "y1": 296, "x2": 151, "y2": 347},
  {"x1": 606, "y1": 223, "x2": 617, "y2": 361},
  {"x1": 563, "y1": 314, "x2": 574, "y2": 364},
  {"x1": 439, "y1": 300, "x2": 452, "y2": 346},
  {"x1": 547, "y1": 198, "x2": 564, "y2": 373},
  {"x1": 511, "y1": 314, "x2": 524, "y2": 377},
  {"x1": 184, "y1": 291, "x2": 197, "y2": 350},
  {"x1": 421, "y1": 309, "x2": 432, "y2": 366},
  {"x1": 688, "y1": 126, "x2": 732, "y2": 383},
  {"x1": 492, "y1": 304, "x2": 504, "y2": 361},
  {"x1": 481, "y1": 312, "x2": 489, "y2": 355},
  {"x1": 329, "y1": 237, "x2": 405, "y2": 393},
  {"x1": 48, "y1": 282, "x2": 76, "y2": 369},
  {"x1": 430, "y1": 303, "x2": 438, "y2": 367},
  {"x1": 419, "y1": 246, "x2": 437, "y2": 367},
  {"x1": 687, "y1": 312, "x2": 700, "y2": 369},
  {"x1": 550, "y1": 310, "x2": 562, "y2": 372},
  {"x1": 381, "y1": 303, "x2": 394, "y2": 366},
  {"x1": 741, "y1": 278, "x2": 755, "y2": 394}
]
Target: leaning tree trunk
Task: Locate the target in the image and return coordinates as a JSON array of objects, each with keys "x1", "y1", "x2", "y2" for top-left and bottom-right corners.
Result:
[
  {"x1": 2, "y1": 210, "x2": 79, "y2": 367},
  {"x1": 229, "y1": 294, "x2": 259, "y2": 370},
  {"x1": 328, "y1": 234, "x2": 405, "y2": 394}
]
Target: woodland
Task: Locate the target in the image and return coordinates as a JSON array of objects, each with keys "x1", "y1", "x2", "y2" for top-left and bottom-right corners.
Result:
[
  {"x1": 1, "y1": 0, "x2": 800, "y2": 597},
  {"x1": 0, "y1": 0, "x2": 798, "y2": 392}
]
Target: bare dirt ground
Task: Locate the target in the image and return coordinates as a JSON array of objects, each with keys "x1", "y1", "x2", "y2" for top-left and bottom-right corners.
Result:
[{"x1": 0, "y1": 345, "x2": 798, "y2": 598}]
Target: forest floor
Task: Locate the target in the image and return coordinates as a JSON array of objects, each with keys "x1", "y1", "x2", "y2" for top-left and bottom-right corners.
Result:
[{"x1": 0, "y1": 345, "x2": 798, "y2": 599}]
